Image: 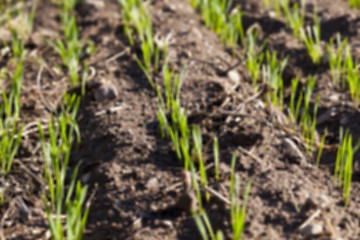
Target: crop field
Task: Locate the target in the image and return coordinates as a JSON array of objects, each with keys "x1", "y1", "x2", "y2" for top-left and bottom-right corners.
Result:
[{"x1": 1, "y1": 0, "x2": 360, "y2": 239}]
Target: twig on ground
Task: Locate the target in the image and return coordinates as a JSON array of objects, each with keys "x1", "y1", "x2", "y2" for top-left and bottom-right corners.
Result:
[
  {"x1": 236, "y1": 83, "x2": 272, "y2": 112},
  {"x1": 36, "y1": 65, "x2": 57, "y2": 115},
  {"x1": 237, "y1": 145, "x2": 263, "y2": 164},
  {"x1": 298, "y1": 199, "x2": 329, "y2": 231},
  {"x1": 282, "y1": 138, "x2": 307, "y2": 163},
  {"x1": 94, "y1": 106, "x2": 123, "y2": 116},
  {"x1": 13, "y1": 159, "x2": 44, "y2": 187},
  {"x1": 0, "y1": 200, "x2": 16, "y2": 239},
  {"x1": 105, "y1": 48, "x2": 130, "y2": 64},
  {"x1": 203, "y1": 185, "x2": 230, "y2": 205}
]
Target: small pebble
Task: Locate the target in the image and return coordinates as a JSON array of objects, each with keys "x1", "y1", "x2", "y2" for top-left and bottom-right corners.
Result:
[
  {"x1": 160, "y1": 220, "x2": 173, "y2": 228},
  {"x1": 299, "y1": 223, "x2": 323, "y2": 236},
  {"x1": 227, "y1": 70, "x2": 241, "y2": 85},
  {"x1": 131, "y1": 217, "x2": 142, "y2": 231},
  {"x1": 145, "y1": 177, "x2": 159, "y2": 192}
]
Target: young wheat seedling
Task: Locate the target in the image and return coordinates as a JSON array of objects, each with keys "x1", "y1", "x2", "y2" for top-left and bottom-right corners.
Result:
[
  {"x1": 118, "y1": 0, "x2": 161, "y2": 87},
  {"x1": 289, "y1": 75, "x2": 320, "y2": 153},
  {"x1": 300, "y1": 25, "x2": 323, "y2": 64},
  {"x1": 190, "y1": 0, "x2": 245, "y2": 50},
  {"x1": 0, "y1": 29, "x2": 26, "y2": 174},
  {"x1": 262, "y1": 50, "x2": 288, "y2": 109},
  {"x1": 326, "y1": 34, "x2": 348, "y2": 87},
  {"x1": 343, "y1": 46, "x2": 360, "y2": 103},
  {"x1": 229, "y1": 152, "x2": 251, "y2": 240},
  {"x1": 281, "y1": 0, "x2": 305, "y2": 38},
  {"x1": 334, "y1": 128, "x2": 360, "y2": 206},
  {"x1": 38, "y1": 94, "x2": 89, "y2": 240},
  {"x1": 47, "y1": 0, "x2": 90, "y2": 94},
  {"x1": 300, "y1": 12, "x2": 323, "y2": 64},
  {"x1": 289, "y1": 75, "x2": 302, "y2": 123},
  {"x1": 246, "y1": 30, "x2": 266, "y2": 91},
  {"x1": 213, "y1": 137, "x2": 220, "y2": 181}
]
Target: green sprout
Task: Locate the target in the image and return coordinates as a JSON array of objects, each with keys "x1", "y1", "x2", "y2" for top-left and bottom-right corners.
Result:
[
  {"x1": 289, "y1": 75, "x2": 302, "y2": 123},
  {"x1": 0, "y1": 30, "x2": 25, "y2": 175},
  {"x1": 46, "y1": 15, "x2": 85, "y2": 88},
  {"x1": 229, "y1": 152, "x2": 251, "y2": 240},
  {"x1": 193, "y1": 210, "x2": 224, "y2": 240},
  {"x1": 156, "y1": 61, "x2": 211, "y2": 197},
  {"x1": 190, "y1": 0, "x2": 245, "y2": 51},
  {"x1": 192, "y1": 152, "x2": 251, "y2": 240},
  {"x1": 316, "y1": 129, "x2": 327, "y2": 167},
  {"x1": 0, "y1": 88, "x2": 23, "y2": 174},
  {"x1": 300, "y1": 76, "x2": 318, "y2": 153},
  {"x1": 246, "y1": 30, "x2": 266, "y2": 90},
  {"x1": 213, "y1": 137, "x2": 220, "y2": 181},
  {"x1": 281, "y1": 0, "x2": 305, "y2": 38},
  {"x1": 300, "y1": 25, "x2": 323, "y2": 64},
  {"x1": 289, "y1": 75, "x2": 320, "y2": 153},
  {"x1": 193, "y1": 125, "x2": 208, "y2": 190},
  {"x1": 326, "y1": 34, "x2": 348, "y2": 86},
  {"x1": 334, "y1": 128, "x2": 360, "y2": 206},
  {"x1": 156, "y1": 60, "x2": 191, "y2": 169},
  {"x1": 262, "y1": 50, "x2": 288, "y2": 109},
  {"x1": 46, "y1": 0, "x2": 89, "y2": 94},
  {"x1": 38, "y1": 94, "x2": 89, "y2": 240},
  {"x1": 343, "y1": 46, "x2": 360, "y2": 103},
  {"x1": 118, "y1": 0, "x2": 161, "y2": 87}
]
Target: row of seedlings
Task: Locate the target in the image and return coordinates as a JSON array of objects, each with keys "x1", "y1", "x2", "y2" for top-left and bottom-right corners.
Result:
[
  {"x1": 263, "y1": 0, "x2": 360, "y2": 205},
  {"x1": 39, "y1": 1, "x2": 92, "y2": 239},
  {"x1": 117, "y1": 0, "x2": 251, "y2": 239}
]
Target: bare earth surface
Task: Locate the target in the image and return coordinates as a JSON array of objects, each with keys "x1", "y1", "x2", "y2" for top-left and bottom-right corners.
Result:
[{"x1": 1, "y1": 0, "x2": 360, "y2": 239}]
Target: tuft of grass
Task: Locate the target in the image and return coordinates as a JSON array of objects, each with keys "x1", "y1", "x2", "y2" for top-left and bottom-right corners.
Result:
[
  {"x1": 118, "y1": 0, "x2": 161, "y2": 87},
  {"x1": 190, "y1": 0, "x2": 245, "y2": 51},
  {"x1": 2, "y1": 2, "x2": 36, "y2": 39},
  {"x1": 281, "y1": 0, "x2": 305, "y2": 38},
  {"x1": 327, "y1": 36, "x2": 360, "y2": 104},
  {"x1": 0, "y1": 88, "x2": 23, "y2": 174},
  {"x1": 326, "y1": 34, "x2": 348, "y2": 86},
  {"x1": 289, "y1": 75, "x2": 320, "y2": 153},
  {"x1": 46, "y1": 0, "x2": 89, "y2": 94},
  {"x1": 193, "y1": 210, "x2": 224, "y2": 240},
  {"x1": 0, "y1": 29, "x2": 25, "y2": 175},
  {"x1": 229, "y1": 152, "x2": 251, "y2": 240},
  {"x1": 262, "y1": 50, "x2": 288, "y2": 109},
  {"x1": 299, "y1": 25, "x2": 323, "y2": 64},
  {"x1": 156, "y1": 59, "x2": 190, "y2": 168},
  {"x1": 192, "y1": 152, "x2": 251, "y2": 240},
  {"x1": 316, "y1": 129, "x2": 327, "y2": 167},
  {"x1": 46, "y1": 16, "x2": 85, "y2": 89},
  {"x1": 343, "y1": 45, "x2": 360, "y2": 103},
  {"x1": 334, "y1": 128, "x2": 360, "y2": 206},
  {"x1": 38, "y1": 94, "x2": 89, "y2": 240},
  {"x1": 300, "y1": 76, "x2": 319, "y2": 153},
  {"x1": 246, "y1": 30, "x2": 266, "y2": 91},
  {"x1": 289, "y1": 75, "x2": 302, "y2": 123}
]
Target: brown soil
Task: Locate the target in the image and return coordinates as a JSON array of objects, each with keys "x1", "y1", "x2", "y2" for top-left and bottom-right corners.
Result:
[{"x1": 2, "y1": 0, "x2": 360, "y2": 239}]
